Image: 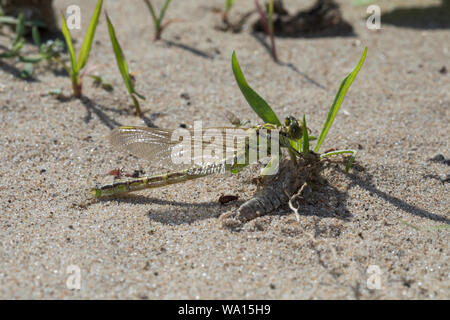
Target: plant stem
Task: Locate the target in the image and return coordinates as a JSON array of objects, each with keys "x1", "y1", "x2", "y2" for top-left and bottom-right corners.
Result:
[
  {"x1": 255, "y1": 0, "x2": 278, "y2": 62},
  {"x1": 131, "y1": 94, "x2": 142, "y2": 116},
  {"x1": 71, "y1": 74, "x2": 81, "y2": 98},
  {"x1": 267, "y1": 0, "x2": 277, "y2": 61}
]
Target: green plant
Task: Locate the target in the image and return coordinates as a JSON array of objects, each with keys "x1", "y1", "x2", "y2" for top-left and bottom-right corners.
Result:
[
  {"x1": 0, "y1": 13, "x2": 26, "y2": 59},
  {"x1": 0, "y1": 14, "x2": 63, "y2": 78},
  {"x1": 143, "y1": 0, "x2": 174, "y2": 41},
  {"x1": 106, "y1": 13, "x2": 145, "y2": 116},
  {"x1": 0, "y1": 13, "x2": 45, "y2": 28},
  {"x1": 61, "y1": 0, "x2": 103, "y2": 98},
  {"x1": 223, "y1": 0, "x2": 236, "y2": 23},
  {"x1": 231, "y1": 47, "x2": 367, "y2": 172},
  {"x1": 255, "y1": 0, "x2": 277, "y2": 62}
]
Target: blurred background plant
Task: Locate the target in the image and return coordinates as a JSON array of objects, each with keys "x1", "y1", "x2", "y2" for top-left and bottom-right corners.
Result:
[
  {"x1": 223, "y1": 0, "x2": 236, "y2": 24},
  {"x1": 143, "y1": 0, "x2": 176, "y2": 41},
  {"x1": 254, "y1": 0, "x2": 277, "y2": 62},
  {"x1": 0, "y1": 0, "x2": 57, "y2": 32},
  {"x1": 0, "y1": 11, "x2": 63, "y2": 79}
]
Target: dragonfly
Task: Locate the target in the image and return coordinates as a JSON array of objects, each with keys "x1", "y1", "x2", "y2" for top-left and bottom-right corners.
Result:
[{"x1": 90, "y1": 116, "x2": 306, "y2": 198}]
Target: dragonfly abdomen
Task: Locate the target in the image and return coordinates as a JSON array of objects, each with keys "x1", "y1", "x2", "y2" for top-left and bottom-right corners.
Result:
[{"x1": 91, "y1": 161, "x2": 231, "y2": 198}]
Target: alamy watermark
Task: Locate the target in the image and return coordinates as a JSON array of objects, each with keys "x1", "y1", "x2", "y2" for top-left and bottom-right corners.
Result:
[
  {"x1": 66, "y1": 5, "x2": 81, "y2": 30},
  {"x1": 366, "y1": 265, "x2": 382, "y2": 290},
  {"x1": 66, "y1": 265, "x2": 81, "y2": 290},
  {"x1": 366, "y1": 5, "x2": 381, "y2": 30}
]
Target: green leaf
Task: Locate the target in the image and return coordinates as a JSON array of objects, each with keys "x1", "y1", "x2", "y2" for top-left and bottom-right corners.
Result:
[
  {"x1": 131, "y1": 94, "x2": 142, "y2": 116},
  {"x1": 231, "y1": 51, "x2": 281, "y2": 126},
  {"x1": 19, "y1": 54, "x2": 44, "y2": 63},
  {"x1": 133, "y1": 91, "x2": 146, "y2": 100},
  {"x1": 289, "y1": 138, "x2": 301, "y2": 153},
  {"x1": 0, "y1": 52, "x2": 14, "y2": 58},
  {"x1": 158, "y1": 0, "x2": 173, "y2": 24},
  {"x1": 225, "y1": 0, "x2": 236, "y2": 12},
  {"x1": 0, "y1": 16, "x2": 17, "y2": 24},
  {"x1": 302, "y1": 115, "x2": 309, "y2": 155},
  {"x1": 106, "y1": 13, "x2": 134, "y2": 95},
  {"x1": 11, "y1": 38, "x2": 25, "y2": 54},
  {"x1": 77, "y1": 0, "x2": 103, "y2": 71},
  {"x1": 143, "y1": 0, "x2": 159, "y2": 29},
  {"x1": 32, "y1": 25, "x2": 41, "y2": 47},
  {"x1": 314, "y1": 47, "x2": 367, "y2": 152},
  {"x1": 61, "y1": 13, "x2": 77, "y2": 75},
  {"x1": 13, "y1": 13, "x2": 25, "y2": 46},
  {"x1": 21, "y1": 63, "x2": 33, "y2": 78}
]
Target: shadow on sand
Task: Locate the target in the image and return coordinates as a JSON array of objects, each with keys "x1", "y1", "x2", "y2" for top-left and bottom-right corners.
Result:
[
  {"x1": 98, "y1": 159, "x2": 449, "y2": 228},
  {"x1": 381, "y1": 0, "x2": 450, "y2": 30}
]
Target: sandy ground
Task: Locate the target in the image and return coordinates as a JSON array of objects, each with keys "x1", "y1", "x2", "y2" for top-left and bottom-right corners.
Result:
[{"x1": 0, "y1": 0, "x2": 448, "y2": 299}]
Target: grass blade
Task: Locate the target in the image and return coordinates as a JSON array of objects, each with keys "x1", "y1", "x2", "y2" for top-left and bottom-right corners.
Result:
[
  {"x1": 225, "y1": 0, "x2": 236, "y2": 12},
  {"x1": 19, "y1": 54, "x2": 44, "y2": 63},
  {"x1": 61, "y1": 13, "x2": 77, "y2": 74},
  {"x1": 143, "y1": 0, "x2": 159, "y2": 29},
  {"x1": 158, "y1": 0, "x2": 173, "y2": 24},
  {"x1": 21, "y1": 62, "x2": 33, "y2": 79},
  {"x1": 314, "y1": 47, "x2": 367, "y2": 152},
  {"x1": 231, "y1": 51, "x2": 281, "y2": 126},
  {"x1": 106, "y1": 14, "x2": 144, "y2": 116},
  {"x1": 302, "y1": 115, "x2": 309, "y2": 155},
  {"x1": 106, "y1": 14, "x2": 133, "y2": 94},
  {"x1": 32, "y1": 25, "x2": 41, "y2": 47},
  {"x1": 11, "y1": 38, "x2": 25, "y2": 54},
  {"x1": 13, "y1": 13, "x2": 25, "y2": 46},
  {"x1": 131, "y1": 94, "x2": 142, "y2": 116},
  {"x1": 254, "y1": 0, "x2": 277, "y2": 62},
  {"x1": 289, "y1": 138, "x2": 302, "y2": 153},
  {"x1": 77, "y1": 0, "x2": 103, "y2": 71}
]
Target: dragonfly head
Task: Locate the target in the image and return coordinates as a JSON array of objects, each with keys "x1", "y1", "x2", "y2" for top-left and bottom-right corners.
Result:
[{"x1": 284, "y1": 116, "x2": 302, "y2": 140}]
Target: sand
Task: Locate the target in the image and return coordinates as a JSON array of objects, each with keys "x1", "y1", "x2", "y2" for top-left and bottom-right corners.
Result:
[{"x1": 0, "y1": 0, "x2": 448, "y2": 299}]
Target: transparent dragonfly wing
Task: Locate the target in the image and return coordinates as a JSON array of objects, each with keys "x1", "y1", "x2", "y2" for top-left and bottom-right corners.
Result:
[{"x1": 109, "y1": 126, "x2": 255, "y2": 172}]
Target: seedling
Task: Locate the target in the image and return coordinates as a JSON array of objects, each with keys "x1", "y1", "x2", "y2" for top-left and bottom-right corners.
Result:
[
  {"x1": 255, "y1": 0, "x2": 277, "y2": 62},
  {"x1": 223, "y1": 0, "x2": 236, "y2": 23},
  {"x1": 60, "y1": 0, "x2": 103, "y2": 98},
  {"x1": 218, "y1": 48, "x2": 367, "y2": 224},
  {"x1": 0, "y1": 12, "x2": 45, "y2": 28},
  {"x1": 0, "y1": 14, "x2": 63, "y2": 78},
  {"x1": 232, "y1": 48, "x2": 367, "y2": 171},
  {"x1": 143, "y1": 0, "x2": 174, "y2": 41},
  {"x1": 0, "y1": 13, "x2": 26, "y2": 59},
  {"x1": 106, "y1": 13, "x2": 146, "y2": 116}
]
